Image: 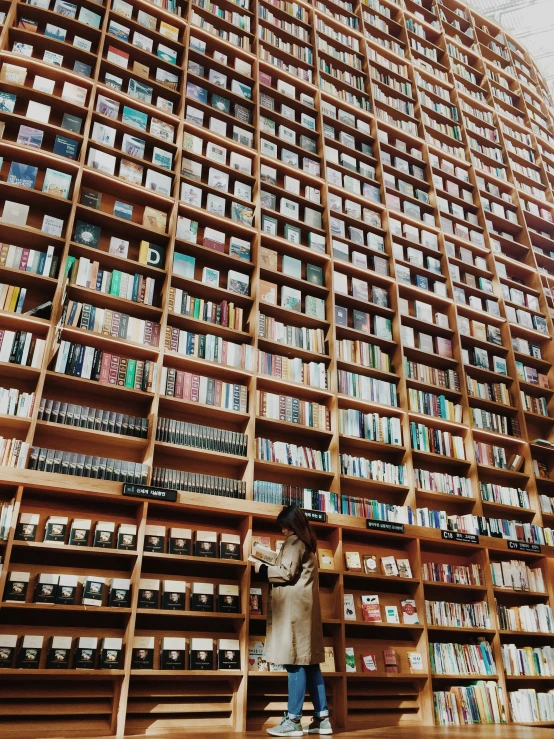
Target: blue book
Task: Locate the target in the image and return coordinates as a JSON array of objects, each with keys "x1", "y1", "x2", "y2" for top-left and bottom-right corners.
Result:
[
  {"x1": 53, "y1": 135, "x2": 79, "y2": 160},
  {"x1": 114, "y1": 201, "x2": 133, "y2": 220},
  {"x1": 121, "y1": 106, "x2": 148, "y2": 131},
  {"x1": 36, "y1": 251, "x2": 46, "y2": 276},
  {"x1": 7, "y1": 162, "x2": 37, "y2": 188}
]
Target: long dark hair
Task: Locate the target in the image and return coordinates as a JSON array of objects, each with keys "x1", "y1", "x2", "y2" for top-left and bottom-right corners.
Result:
[{"x1": 276, "y1": 505, "x2": 318, "y2": 553}]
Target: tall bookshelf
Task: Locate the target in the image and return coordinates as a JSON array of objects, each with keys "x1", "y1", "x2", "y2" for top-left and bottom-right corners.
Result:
[{"x1": 2, "y1": 0, "x2": 554, "y2": 734}]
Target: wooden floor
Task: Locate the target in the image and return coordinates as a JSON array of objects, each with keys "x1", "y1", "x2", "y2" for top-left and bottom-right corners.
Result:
[{"x1": 110, "y1": 728, "x2": 554, "y2": 738}]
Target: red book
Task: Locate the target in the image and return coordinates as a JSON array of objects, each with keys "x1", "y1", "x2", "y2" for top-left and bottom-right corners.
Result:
[
  {"x1": 183, "y1": 371, "x2": 192, "y2": 400},
  {"x1": 19, "y1": 248, "x2": 30, "y2": 271},
  {"x1": 220, "y1": 300, "x2": 228, "y2": 326},
  {"x1": 383, "y1": 649, "x2": 399, "y2": 673},
  {"x1": 361, "y1": 595, "x2": 382, "y2": 622},
  {"x1": 99, "y1": 352, "x2": 111, "y2": 384},
  {"x1": 361, "y1": 653, "x2": 378, "y2": 672}
]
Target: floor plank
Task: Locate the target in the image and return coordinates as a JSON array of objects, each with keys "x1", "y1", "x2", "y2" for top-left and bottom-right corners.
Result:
[{"x1": 104, "y1": 727, "x2": 554, "y2": 738}]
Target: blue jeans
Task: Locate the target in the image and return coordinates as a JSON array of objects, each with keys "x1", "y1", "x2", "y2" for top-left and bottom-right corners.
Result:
[{"x1": 286, "y1": 664, "x2": 329, "y2": 720}]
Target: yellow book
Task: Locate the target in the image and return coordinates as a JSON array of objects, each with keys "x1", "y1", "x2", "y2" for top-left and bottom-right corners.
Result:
[
  {"x1": 138, "y1": 240, "x2": 149, "y2": 264},
  {"x1": 5, "y1": 285, "x2": 15, "y2": 312}
]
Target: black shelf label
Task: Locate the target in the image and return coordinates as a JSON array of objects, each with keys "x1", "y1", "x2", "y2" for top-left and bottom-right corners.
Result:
[
  {"x1": 507, "y1": 540, "x2": 541, "y2": 553},
  {"x1": 366, "y1": 520, "x2": 404, "y2": 534},
  {"x1": 123, "y1": 483, "x2": 177, "y2": 502},
  {"x1": 302, "y1": 509, "x2": 327, "y2": 523},
  {"x1": 441, "y1": 531, "x2": 479, "y2": 544}
]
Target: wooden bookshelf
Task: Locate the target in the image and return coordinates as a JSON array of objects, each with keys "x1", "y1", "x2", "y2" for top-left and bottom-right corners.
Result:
[{"x1": 2, "y1": 0, "x2": 554, "y2": 733}]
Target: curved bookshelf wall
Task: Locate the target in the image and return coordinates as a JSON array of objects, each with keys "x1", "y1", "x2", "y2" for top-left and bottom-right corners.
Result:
[{"x1": 2, "y1": 0, "x2": 554, "y2": 734}]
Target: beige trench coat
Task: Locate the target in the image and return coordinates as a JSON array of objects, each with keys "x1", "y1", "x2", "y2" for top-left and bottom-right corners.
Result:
[{"x1": 264, "y1": 533, "x2": 325, "y2": 666}]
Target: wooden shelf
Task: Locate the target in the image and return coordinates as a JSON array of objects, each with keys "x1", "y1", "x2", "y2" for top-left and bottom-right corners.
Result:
[{"x1": 2, "y1": 0, "x2": 554, "y2": 734}]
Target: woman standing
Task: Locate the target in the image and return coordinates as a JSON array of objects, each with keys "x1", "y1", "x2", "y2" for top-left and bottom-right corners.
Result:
[{"x1": 254, "y1": 505, "x2": 332, "y2": 736}]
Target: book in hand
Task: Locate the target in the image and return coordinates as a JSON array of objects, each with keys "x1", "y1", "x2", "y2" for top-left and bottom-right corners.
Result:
[
  {"x1": 194, "y1": 530, "x2": 217, "y2": 558},
  {"x1": 44, "y1": 515, "x2": 68, "y2": 542},
  {"x1": 74, "y1": 637, "x2": 98, "y2": 669},
  {"x1": 69, "y1": 518, "x2": 91, "y2": 546},
  {"x1": 16, "y1": 635, "x2": 43, "y2": 669},
  {"x1": 220, "y1": 533, "x2": 241, "y2": 560},
  {"x1": 15, "y1": 513, "x2": 39, "y2": 541},
  {"x1": 132, "y1": 636, "x2": 155, "y2": 669},
  {"x1": 56, "y1": 575, "x2": 78, "y2": 605},
  {"x1": 144, "y1": 525, "x2": 166, "y2": 553},
  {"x1": 138, "y1": 578, "x2": 160, "y2": 609},
  {"x1": 361, "y1": 595, "x2": 382, "y2": 622},
  {"x1": 361, "y1": 653, "x2": 378, "y2": 672},
  {"x1": 161, "y1": 637, "x2": 186, "y2": 670},
  {"x1": 218, "y1": 639, "x2": 240, "y2": 670},
  {"x1": 109, "y1": 578, "x2": 131, "y2": 608},
  {"x1": 190, "y1": 582, "x2": 214, "y2": 611},
  {"x1": 46, "y1": 636, "x2": 72, "y2": 669},
  {"x1": 4, "y1": 571, "x2": 29, "y2": 602},
  {"x1": 190, "y1": 638, "x2": 213, "y2": 670},
  {"x1": 100, "y1": 637, "x2": 122, "y2": 669},
  {"x1": 168, "y1": 527, "x2": 191, "y2": 555},
  {"x1": 217, "y1": 584, "x2": 240, "y2": 613},
  {"x1": 82, "y1": 575, "x2": 105, "y2": 606},
  {"x1": 33, "y1": 573, "x2": 59, "y2": 604},
  {"x1": 250, "y1": 542, "x2": 278, "y2": 566},
  {"x1": 0, "y1": 635, "x2": 17, "y2": 668},
  {"x1": 162, "y1": 580, "x2": 186, "y2": 610}
]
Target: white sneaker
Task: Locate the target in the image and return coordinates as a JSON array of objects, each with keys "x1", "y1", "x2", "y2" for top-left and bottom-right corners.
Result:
[
  {"x1": 267, "y1": 714, "x2": 304, "y2": 737},
  {"x1": 304, "y1": 716, "x2": 333, "y2": 734}
]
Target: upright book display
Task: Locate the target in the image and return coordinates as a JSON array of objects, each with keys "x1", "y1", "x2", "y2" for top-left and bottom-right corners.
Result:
[{"x1": 2, "y1": 0, "x2": 554, "y2": 734}]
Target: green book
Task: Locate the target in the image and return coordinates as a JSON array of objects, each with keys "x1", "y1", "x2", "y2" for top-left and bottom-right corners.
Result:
[
  {"x1": 110, "y1": 270, "x2": 122, "y2": 296},
  {"x1": 125, "y1": 358, "x2": 136, "y2": 388}
]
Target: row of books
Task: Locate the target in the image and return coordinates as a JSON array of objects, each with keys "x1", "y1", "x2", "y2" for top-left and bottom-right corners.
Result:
[
  {"x1": 160, "y1": 368, "x2": 248, "y2": 412},
  {"x1": 0, "y1": 438, "x2": 29, "y2": 468},
  {"x1": 28, "y1": 447, "x2": 148, "y2": 483},
  {"x1": 0, "y1": 388, "x2": 34, "y2": 418},
  {"x1": 338, "y1": 409, "x2": 402, "y2": 446},
  {"x1": 422, "y1": 562, "x2": 484, "y2": 586},
  {"x1": 490, "y1": 560, "x2": 546, "y2": 592},
  {"x1": 0, "y1": 635, "x2": 123, "y2": 671},
  {"x1": 337, "y1": 371, "x2": 398, "y2": 407},
  {"x1": 340, "y1": 454, "x2": 407, "y2": 485},
  {"x1": 509, "y1": 688, "x2": 554, "y2": 724},
  {"x1": 471, "y1": 408, "x2": 521, "y2": 437},
  {"x1": 0, "y1": 244, "x2": 59, "y2": 279},
  {"x1": 143, "y1": 527, "x2": 240, "y2": 559},
  {"x1": 54, "y1": 341, "x2": 158, "y2": 391},
  {"x1": 496, "y1": 603, "x2": 554, "y2": 634},
  {"x1": 155, "y1": 418, "x2": 247, "y2": 456},
  {"x1": 5, "y1": 571, "x2": 131, "y2": 608},
  {"x1": 257, "y1": 391, "x2": 331, "y2": 430},
  {"x1": 256, "y1": 438, "x2": 331, "y2": 471},
  {"x1": 133, "y1": 579, "x2": 240, "y2": 613},
  {"x1": 16, "y1": 513, "x2": 137, "y2": 549},
  {"x1": 502, "y1": 644, "x2": 554, "y2": 677},
  {"x1": 150, "y1": 468, "x2": 246, "y2": 499},
  {"x1": 434, "y1": 682, "x2": 505, "y2": 725},
  {"x1": 257, "y1": 352, "x2": 328, "y2": 390},
  {"x1": 344, "y1": 594, "x2": 419, "y2": 625},
  {"x1": 165, "y1": 328, "x2": 253, "y2": 370},
  {"x1": 258, "y1": 314, "x2": 326, "y2": 355},
  {"x1": 480, "y1": 483, "x2": 530, "y2": 509},
  {"x1": 414, "y1": 469, "x2": 473, "y2": 497},
  {"x1": 429, "y1": 640, "x2": 496, "y2": 676},
  {"x1": 408, "y1": 389, "x2": 462, "y2": 422},
  {"x1": 425, "y1": 600, "x2": 491, "y2": 629},
  {"x1": 336, "y1": 338, "x2": 392, "y2": 373},
  {"x1": 168, "y1": 290, "x2": 244, "y2": 332},
  {"x1": 64, "y1": 301, "x2": 161, "y2": 347},
  {"x1": 0, "y1": 331, "x2": 45, "y2": 367},
  {"x1": 131, "y1": 636, "x2": 240, "y2": 670},
  {"x1": 0, "y1": 500, "x2": 14, "y2": 541},
  {"x1": 69, "y1": 257, "x2": 157, "y2": 307},
  {"x1": 37, "y1": 400, "x2": 148, "y2": 438},
  {"x1": 410, "y1": 423, "x2": 466, "y2": 459}
]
